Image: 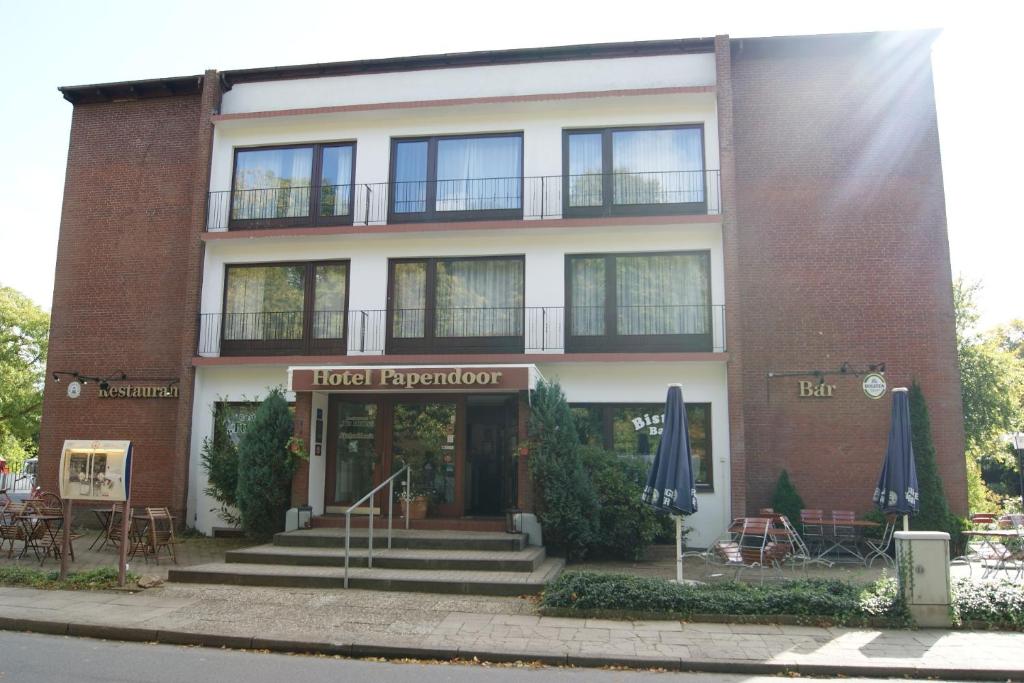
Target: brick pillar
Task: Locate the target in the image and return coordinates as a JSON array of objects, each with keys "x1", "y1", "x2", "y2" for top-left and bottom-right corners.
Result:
[
  {"x1": 290, "y1": 391, "x2": 313, "y2": 507},
  {"x1": 516, "y1": 391, "x2": 532, "y2": 512},
  {"x1": 715, "y1": 35, "x2": 749, "y2": 518}
]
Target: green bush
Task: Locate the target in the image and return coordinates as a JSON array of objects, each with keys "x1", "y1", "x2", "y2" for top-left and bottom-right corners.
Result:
[
  {"x1": 952, "y1": 578, "x2": 1024, "y2": 628},
  {"x1": 528, "y1": 380, "x2": 599, "y2": 560},
  {"x1": 542, "y1": 571, "x2": 906, "y2": 624},
  {"x1": 0, "y1": 566, "x2": 137, "y2": 590},
  {"x1": 770, "y1": 470, "x2": 804, "y2": 524},
  {"x1": 579, "y1": 446, "x2": 662, "y2": 560},
  {"x1": 908, "y1": 381, "x2": 969, "y2": 555},
  {"x1": 235, "y1": 388, "x2": 301, "y2": 537},
  {"x1": 200, "y1": 403, "x2": 240, "y2": 526}
]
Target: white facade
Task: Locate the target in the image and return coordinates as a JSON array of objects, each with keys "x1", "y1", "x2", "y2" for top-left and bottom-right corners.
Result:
[{"x1": 187, "y1": 52, "x2": 731, "y2": 548}]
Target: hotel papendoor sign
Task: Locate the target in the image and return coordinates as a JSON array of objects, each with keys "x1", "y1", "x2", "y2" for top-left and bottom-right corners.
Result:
[{"x1": 291, "y1": 366, "x2": 532, "y2": 392}]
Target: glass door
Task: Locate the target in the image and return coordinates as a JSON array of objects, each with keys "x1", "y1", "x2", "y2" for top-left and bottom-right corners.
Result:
[
  {"x1": 391, "y1": 399, "x2": 463, "y2": 517},
  {"x1": 326, "y1": 399, "x2": 379, "y2": 507}
]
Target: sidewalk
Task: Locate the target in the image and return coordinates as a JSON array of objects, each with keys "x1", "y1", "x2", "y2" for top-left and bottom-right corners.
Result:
[{"x1": 1, "y1": 582, "x2": 1021, "y2": 680}]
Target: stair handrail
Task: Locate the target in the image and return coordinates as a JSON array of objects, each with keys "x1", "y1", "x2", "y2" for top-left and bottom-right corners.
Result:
[{"x1": 344, "y1": 465, "x2": 411, "y2": 588}]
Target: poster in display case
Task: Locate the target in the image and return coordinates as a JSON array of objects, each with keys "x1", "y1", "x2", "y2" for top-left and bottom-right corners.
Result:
[{"x1": 58, "y1": 440, "x2": 132, "y2": 502}]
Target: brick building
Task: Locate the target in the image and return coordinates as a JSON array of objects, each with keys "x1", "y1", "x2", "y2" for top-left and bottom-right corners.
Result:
[{"x1": 40, "y1": 30, "x2": 966, "y2": 544}]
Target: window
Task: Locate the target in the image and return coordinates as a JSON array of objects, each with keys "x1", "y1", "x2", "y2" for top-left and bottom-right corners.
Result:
[
  {"x1": 221, "y1": 261, "x2": 349, "y2": 355},
  {"x1": 387, "y1": 256, "x2": 525, "y2": 354},
  {"x1": 214, "y1": 402, "x2": 297, "y2": 448},
  {"x1": 563, "y1": 125, "x2": 706, "y2": 216},
  {"x1": 570, "y1": 402, "x2": 713, "y2": 489},
  {"x1": 230, "y1": 143, "x2": 355, "y2": 228},
  {"x1": 566, "y1": 251, "x2": 712, "y2": 352},
  {"x1": 390, "y1": 134, "x2": 523, "y2": 222}
]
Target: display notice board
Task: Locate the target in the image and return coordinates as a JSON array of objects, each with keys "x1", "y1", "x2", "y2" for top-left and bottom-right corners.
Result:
[{"x1": 58, "y1": 440, "x2": 132, "y2": 502}]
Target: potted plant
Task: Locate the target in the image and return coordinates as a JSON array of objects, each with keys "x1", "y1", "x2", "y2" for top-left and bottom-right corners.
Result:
[{"x1": 398, "y1": 488, "x2": 429, "y2": 520}]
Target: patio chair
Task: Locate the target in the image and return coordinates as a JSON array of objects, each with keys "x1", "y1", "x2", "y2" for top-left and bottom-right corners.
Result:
[
  {"x1": 826, "y1": 510, "x2": 863, "y2": 562},
  {"x1": 864, "y1": 514, "x2": 897, "y2": 568},
  {"x1": 778, "y1": 514, "x2": 833, "y2": 570},
  {"x1": 728, "y1": 517, "x2": 784, "y2": 584},
  {"x1": 144, "y1": 507, "x2": 178, "y2": 564},
  {"x1": 0, "y1": 501, "x2": 27, "y2": 558},
  {"x1": 758, "y1": 507, "x2": 775, "y2": 516},
  {"x1": 952, "y1": 513, "x2": 1000, "y2": 575},
  {"x1": 107, "y1": 504, "x2": 147, "y2": 560},
  {"x1": 800, "y1": 509, "x2": 826, "y2": 557}
]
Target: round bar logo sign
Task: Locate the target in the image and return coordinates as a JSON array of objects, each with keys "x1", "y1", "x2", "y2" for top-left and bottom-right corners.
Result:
[{"x1": 862, "y1": 373, "x2": 887, "y2": 399}]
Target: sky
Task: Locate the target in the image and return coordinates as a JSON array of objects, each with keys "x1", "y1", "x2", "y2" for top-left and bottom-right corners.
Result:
[{"x1": 0, "y1": 0, "x2": 1019, "y2": 330}]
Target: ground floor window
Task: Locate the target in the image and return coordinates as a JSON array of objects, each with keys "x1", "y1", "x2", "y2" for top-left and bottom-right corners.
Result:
[
  {"x1": 213, "y1": 401, "x2": 296, "y2": 447},
  {"x1": 570, "y1": 402, "x2": 712, "y2": 489}
]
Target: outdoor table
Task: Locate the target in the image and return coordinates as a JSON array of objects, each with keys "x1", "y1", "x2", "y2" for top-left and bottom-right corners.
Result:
[
  {"x1": 17, "y1": 513, "x2": 67, "y2": 565},
  {"x1": 89, "y1": 507, "x2": 114, "y2": 550},
  {"x1": 961, "y1": 529, "x2": 1024, "y2": 580},
  {"x1": 814, "y1": 519, "x2": 880, "y2": 565}
]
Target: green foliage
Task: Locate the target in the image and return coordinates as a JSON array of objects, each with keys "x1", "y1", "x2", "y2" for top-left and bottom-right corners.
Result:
[
  {"x1": 579, "y1": 445, "x2": 662, "y2": 560},
  {"x1": 200, "y1": 403, "x2": 241, "y2": 526},
  {"x1": 528, "y1": 380, "x2": 599, "y2": 560},
  {"x1": 0, "y1": 566, "x2": 137, "y2": 590},
  {"x1": 770, "y1": 470, "x2": 804, "y2": 525},
  {"x1": 235, "y1": 388, "x2": 300, "y2": 537},
  {"x1": 952, "y1": 578, "x2": 1024, "y2": 629},
  {"x1": 542, "y1": 571, "x2": 908, "y2": 626},
  {"x1": 0, "y1": 285, "x2": 49, "y2": 466},
  {"x1": 908, "y1": 381, "x2": 969, "y2": 555}
]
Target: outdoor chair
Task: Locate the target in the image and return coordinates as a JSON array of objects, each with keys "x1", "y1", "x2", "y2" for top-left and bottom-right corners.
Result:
[
  {"x1": 144, "y1": 507, "x2": 178, "y2": 564},
  {"x1": 828, "y1": 510, "x2": 862, "y2": 562},
  {"x1": 800, "y1": 509, "x2": 826, "y2": 557},
  {"x1": 864, "y1": 514, "x2": 897, "y2": 568},
  {"x1": 952, "y1": 513, "x2": 1001, "y2": 574},
  {"x1": 0, "y1": 501, "x2": 26, "y2": 558},
  {"x1": 758, "y1": 507, "x2": 775, "y2": 516},
  {"x1": 37, "y1": 490, "x2": 62, "y2": 510},
  {"x1": 107, "y1": 504, "x2": 147, "y2": 560},
  {"x1": 727, "y1": 517, "x2": 784, "y2": 584},
  {"x1": 778, "y1": 514, "x2": 833, "y2": 570}
]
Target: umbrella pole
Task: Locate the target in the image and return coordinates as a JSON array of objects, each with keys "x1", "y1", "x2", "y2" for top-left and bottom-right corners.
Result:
[
  {"x1": 902, "y1": 515, "x2": 909, "y2": 532},
  {"x1": 675, "y1": 516, "x2": 683, "y2": 583}
]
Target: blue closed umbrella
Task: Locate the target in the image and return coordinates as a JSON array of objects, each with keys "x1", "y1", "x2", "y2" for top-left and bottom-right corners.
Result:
[
  {"x1": 642, "y1": 384, "x2": 697, "y2": 581},
  {"x1": 872, "y1": 387, "x2": 919, "y2": 530}
]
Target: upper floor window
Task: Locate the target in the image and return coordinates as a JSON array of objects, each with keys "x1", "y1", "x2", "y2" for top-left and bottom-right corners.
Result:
[
  {"x1": 230, "y1": 143, "x2": 355, "y2": 228},
  {"x1": 221, "y1": 260, "x2": 349, "y2": 355},
  {"x1": 563, "y1": 125, "x2": 706, "y2": 217},
  {"x1": 566, "y1": 251, "x2": 712, "y2": 352},
  {"x1": 387, "y1": 255, "x2": 525, "y2": 354},
  {"x1": 390, "y1": 134, "x2": 523, "y2": 223}
]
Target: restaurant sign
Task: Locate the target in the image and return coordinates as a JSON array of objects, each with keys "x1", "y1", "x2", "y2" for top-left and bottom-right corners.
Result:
[
  {"x1": 99, "y1": 384, "x2": 179, "y2": 399},
  {"x1": 291, "y1": 366, "x2": 531, "y2": 392},
  {"x1": 862, "y1": 373, "x2": 887, "y2": 400}
]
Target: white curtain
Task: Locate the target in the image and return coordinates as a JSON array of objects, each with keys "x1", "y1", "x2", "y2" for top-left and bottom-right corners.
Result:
[
  {"x1": 567, "y1": 133, "x2": 603, "y2": 207},
  {"x1": 612, "y1": 129, "x2": 704, "y2": 205},
  {"x1": 223, "y1": 266, "x2": 304, "y2": 340},
  {"x1": 393, "y1": 142, "x2": 428, "y2": 214},
  {"x1": 232, "y1": 148, "x2": 312, "y2": 219},
  {"x1": 570, "y1": 258, "x2": 605, "y2": 335},
  {"x1": 616, "y1": 254, "x2": 709, "y2": 335},
  {"x1": 435, "y1": 259, "x2": 523, "y2": 337},
  {"x1": 313, "y1": 264, "x2": 347, "y2": 339},
  {"x1": 392, "y1": 263, "x2": 427, "y2": 338},
  {"x1": 320, "y1": 146, "x2": 353, "y2": 217},
  {"x1": 436, "y1": 137, "x2": 521, "y2": 212}
]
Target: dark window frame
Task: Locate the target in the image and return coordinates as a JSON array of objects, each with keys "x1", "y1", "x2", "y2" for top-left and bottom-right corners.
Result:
[
  {"x1": 571, "y1": 402, "x2": 714, "y2": 491},
  {"x1": 228, "y1": 141, "x2": 357, "y2": 230},
  {"x1": 220, "y1": 259, "x2": 351, "y2": 356},
  {"x1": 561, "y1": 124, "x2": 707, "y2": 218},
  {"x1": 564, "y1": 250, "x2": 713, "y2": 353},
  {"x1": 387, "y1": 132, "x2": 525, "y2": 224},
  {"x1": 385, "y1": 254, "x2": 526, "y2": 355}
]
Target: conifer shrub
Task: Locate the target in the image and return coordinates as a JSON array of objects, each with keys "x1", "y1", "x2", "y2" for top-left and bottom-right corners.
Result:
[
  {"x1": 528, "y1": 380, "x2": 599, "y2": 560},
  {"x1": 579, "y1": 445, "x2": 662, "y2": 560},
  {"x1": 200, "y1": 404, "x2": 240, "y2": 526},
  {"x1": 235, "y1": 388, "x2": 301, "y2": 537},
  {"x1": 770, "y1": 469, "x2": 805, "y2": 525}
]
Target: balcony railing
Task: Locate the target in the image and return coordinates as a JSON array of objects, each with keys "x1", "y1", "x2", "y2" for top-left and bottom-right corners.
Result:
[
  {"x1": 196, "y1": 305, "x2": 726, "y2": 357},
  {"x1": 206, "y1": 170, "x2": 721, "y2": 231}
]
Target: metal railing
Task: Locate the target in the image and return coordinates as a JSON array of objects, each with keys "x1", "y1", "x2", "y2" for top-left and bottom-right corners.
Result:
[
  {"x1": 206, "y1": 170, "x2": 721, "y2": 231},
  {"x1": 196, "y1": 305, "x2": 727, "y2": 356},
  {"x1": 344, "y1": 465, "x2": 409, "y2": 588}
]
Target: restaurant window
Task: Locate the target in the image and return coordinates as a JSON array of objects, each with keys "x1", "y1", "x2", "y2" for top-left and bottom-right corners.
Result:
[
  {"x1": 230, "y1": 142, "x2": 355, "y2": 227},
  {"x1": 566, "y1": 251, "x2": 712, "y2": 352},
  {"x1": 390, "y1": 134, "x2": 523, "y2": 222},
  {"x1": 570, "y1": 402, "x2": 712, "y2": 489},
  {"x1": 564, "y1": 125, "x2": 706, "y2": 216},
  {"x1": 387, "y1": 256, "x2": 525, "y2": 354},
  {"x1": 213, "y1": 402, "x2": 297, "y2": 448},
  {"x1": 221, "y1": 261, "x2": 349, "y2": 355}
]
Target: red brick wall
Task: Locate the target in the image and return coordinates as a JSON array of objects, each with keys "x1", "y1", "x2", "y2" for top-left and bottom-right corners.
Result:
[
  {"x1": 728, "y1": 33, "x2": 967, "y2": 516},
  {"x1": 39, "y1": 90, "x2": 210, "y2": 520}
]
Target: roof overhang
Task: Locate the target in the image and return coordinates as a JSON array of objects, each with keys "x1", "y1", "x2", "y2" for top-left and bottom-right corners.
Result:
[{"x1": 58, "y1": 74, "x2": 204, "y2": 105}]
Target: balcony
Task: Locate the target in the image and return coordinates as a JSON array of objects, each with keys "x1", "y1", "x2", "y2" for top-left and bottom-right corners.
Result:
[
  {"x1": 196, "y1": 305, "x2": 726, "y2": 357},
  {"x1": 205, "y1": 170, "x2": 721, "y2": 232}
]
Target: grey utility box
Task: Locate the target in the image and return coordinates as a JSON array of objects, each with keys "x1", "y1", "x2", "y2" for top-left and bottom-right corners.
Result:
[{"x1": 894, "y1": 530, "x2": 952, "y2": 627}]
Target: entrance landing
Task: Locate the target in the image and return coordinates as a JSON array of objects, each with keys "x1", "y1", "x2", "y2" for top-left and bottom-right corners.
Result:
[
  {"x1": 168, "y1": 528, "x2": 562, "y2": 596},
  {"x1": 311, "y1": 514, "x2": 506, "y2": 532}
]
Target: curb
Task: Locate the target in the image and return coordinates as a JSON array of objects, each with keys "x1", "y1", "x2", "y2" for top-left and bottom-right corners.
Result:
[{"x1": 0, "y1": 617, "x2": 1019, "y2": 681}]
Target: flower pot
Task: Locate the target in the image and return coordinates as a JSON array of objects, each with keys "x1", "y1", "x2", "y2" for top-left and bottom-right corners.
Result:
[{"x1": 400, "y1": 497, "x2": 428, "y2": 520}]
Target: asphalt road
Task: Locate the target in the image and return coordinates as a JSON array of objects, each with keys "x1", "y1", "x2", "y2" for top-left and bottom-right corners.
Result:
[{"x1": 0, "y1": 631, "x2": 965, "y2": 682}]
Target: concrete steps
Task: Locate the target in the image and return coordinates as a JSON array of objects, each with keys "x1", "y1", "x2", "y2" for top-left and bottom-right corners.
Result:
[{"x1": 168, "y1": 528, "x2": 561, "y2": 595}]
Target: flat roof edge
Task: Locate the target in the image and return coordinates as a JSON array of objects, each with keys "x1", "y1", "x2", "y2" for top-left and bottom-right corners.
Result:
[{"x1": 59, "y1": 74, "x2": 204, "y2": 105}]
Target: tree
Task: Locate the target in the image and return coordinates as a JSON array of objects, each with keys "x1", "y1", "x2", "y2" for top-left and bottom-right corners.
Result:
[
  {"x1": 528, "y1": 380, "x2": 599, "y2": 560},
  {"x1": 770, "y1": 470, "x2": 805, "y2": 524},
  {"x1": 200, "y1": 404, "x2": 241, "y2": 526},
  {"x1": 0, "y1": 286, "x2": 49, "y2": 467},
  {"x1": 235, "y1": 388, "x2": 301, "y2": 537},
  {"x1": 953, "y1": 278, "x2": 1024, "y2": 509}
]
